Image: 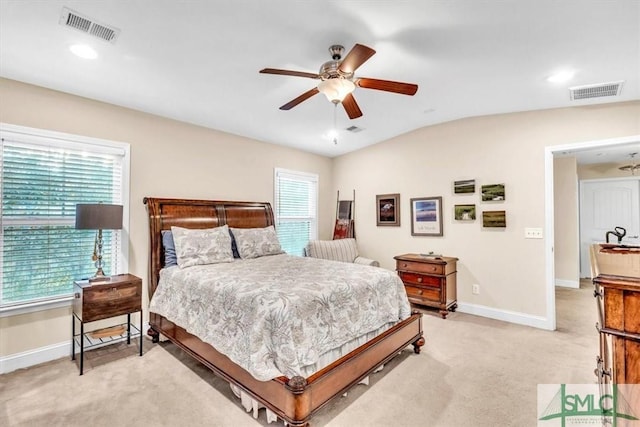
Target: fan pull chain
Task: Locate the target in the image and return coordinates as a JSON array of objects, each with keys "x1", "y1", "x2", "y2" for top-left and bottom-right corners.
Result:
[{"x1": 333, "y1": 103, "x2": 338, "y2": 145}]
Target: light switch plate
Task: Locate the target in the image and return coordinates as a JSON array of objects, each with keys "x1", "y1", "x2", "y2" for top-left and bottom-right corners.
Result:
[{"x1": 525, "y1": 227, "x2": 543, "y2": 239}]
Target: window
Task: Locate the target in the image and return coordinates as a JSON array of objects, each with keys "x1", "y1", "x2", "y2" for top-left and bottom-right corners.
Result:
[
  {"x1": 274, "y1": 168, "x2": 318, "y2": 256},
  {"x1": 0, "y1": 124, "x2": 129, "y2": 310}
]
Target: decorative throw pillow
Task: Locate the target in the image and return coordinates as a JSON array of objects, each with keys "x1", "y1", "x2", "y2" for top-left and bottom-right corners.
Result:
[
  {"x1": 230, "y1": 226, "x2": 284, "y2": 259},
  {"x1": 161, "y1": 230, "x2": 178, "y2": 267},
  {"x1": 171, "y1": 225, "x2": 234, "y2": 268}
]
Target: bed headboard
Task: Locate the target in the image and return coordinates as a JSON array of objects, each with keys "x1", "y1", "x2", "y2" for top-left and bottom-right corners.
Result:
[{"x1": 143, "y1": 197, "x2": 275, "y2": 298}]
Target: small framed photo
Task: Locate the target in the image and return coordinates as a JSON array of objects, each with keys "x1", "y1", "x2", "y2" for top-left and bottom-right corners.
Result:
[
  {"x1": 454, "y1": 179, "x2": 476, "y2": 194},
  {"x1": 410, "y1": 196, "x2": 443, "y2": 236},
  {"x1": 376, "y1": 193, "x2": 400, "y2": 226},
  {"x1": 483, "y1": 210, "x2": 506, "y2": 228},
  {"x1": 481, "y1": 183, "x2": 505, "y2": 201},
  {"x1": 454, "y1": 204, "x2": 476, "y2": 221}
]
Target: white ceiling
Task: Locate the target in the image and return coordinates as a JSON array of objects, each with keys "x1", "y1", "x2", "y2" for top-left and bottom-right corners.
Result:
[{"x1": 1, "y1": 1, "x2": 639, "y2": 160}]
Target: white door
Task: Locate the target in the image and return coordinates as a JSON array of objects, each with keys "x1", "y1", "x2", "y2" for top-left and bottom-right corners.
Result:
[{"x1": 579, "y1": 178, "x2": 640, "y2": 278}]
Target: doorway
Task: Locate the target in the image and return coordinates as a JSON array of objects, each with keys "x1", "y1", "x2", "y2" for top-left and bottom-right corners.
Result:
[{"x1": 544, "y1": 134, "x2": 640, "y2": 331}]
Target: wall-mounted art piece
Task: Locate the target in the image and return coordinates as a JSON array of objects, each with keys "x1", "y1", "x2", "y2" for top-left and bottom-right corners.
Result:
[
  {"x1": 482, "y1": 210, "x2": 506, "y2": 228},
  {"x1": 453, "y1": 179, "x2": 476, "y2": 194},
  {"x1": 454, "y1": 204, "x2": 476, "y2": 221},
  {"x1": 410, "y1": 196, "x2": 443, "y2": 236},
  {"x1": 481, "y1": 183, "x2": 505, "y2": 201},
  {"x1": 376, "y1": 193, "x2": 400, "y2": 226}
]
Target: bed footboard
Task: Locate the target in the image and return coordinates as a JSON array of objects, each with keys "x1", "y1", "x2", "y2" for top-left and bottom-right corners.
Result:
[{"x1": 149, "y1": 310, "x2": 423, "y2": 426}]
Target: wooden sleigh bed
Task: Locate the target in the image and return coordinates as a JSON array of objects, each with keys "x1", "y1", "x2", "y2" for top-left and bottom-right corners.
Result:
[{"x1": 144, "y1": 197, "x2": 424, "y2": 426}]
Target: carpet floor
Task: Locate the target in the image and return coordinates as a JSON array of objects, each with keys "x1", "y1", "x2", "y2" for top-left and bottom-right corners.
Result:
[{"x1": 1, "y1": 282, "x2": 597, "y2": 426}]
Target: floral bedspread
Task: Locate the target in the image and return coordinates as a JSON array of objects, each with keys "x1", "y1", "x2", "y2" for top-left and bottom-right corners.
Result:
[{"x1": 149, "y1": 254, "x2": 411, "y2": 381}]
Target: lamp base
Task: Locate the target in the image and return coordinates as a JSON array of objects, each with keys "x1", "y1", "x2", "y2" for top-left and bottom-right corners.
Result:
[{"x1": 89, "y1": 268, "x2": 111, "y2": 283}]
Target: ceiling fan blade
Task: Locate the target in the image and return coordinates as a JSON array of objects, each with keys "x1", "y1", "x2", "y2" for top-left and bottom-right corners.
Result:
[
  {"x1": 338, "y1": 44, "x2": 376, "y2": 74},
  {"x1": 341, "y1": 93, "x2": 363, "y2": 119},
  {"x1": 279, "y1": 87, "x2": 320, "y2": 110},
  {"x1": 356, "y1": 77, "x2": 418, "y2": 95},
  {"x1": 260, "y1": 68, "x2": 320, "y2": 79}
]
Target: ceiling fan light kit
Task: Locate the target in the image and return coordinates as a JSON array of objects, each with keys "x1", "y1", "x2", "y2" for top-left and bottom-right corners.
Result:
[
  {"x1": 259, "y1": 43, "x2": 418, "y2": 120},
  {"x1": 317, "y1": 79, "x2": 355, "y2": 103}
]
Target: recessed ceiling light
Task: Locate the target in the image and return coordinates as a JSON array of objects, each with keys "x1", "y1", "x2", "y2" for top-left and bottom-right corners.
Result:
[
  {"x1": 547, "y1": 70, "x2": 574, "y2": 83},
  {"x1": 69, "y1": 44, "x2": 97, "y2": 59}
]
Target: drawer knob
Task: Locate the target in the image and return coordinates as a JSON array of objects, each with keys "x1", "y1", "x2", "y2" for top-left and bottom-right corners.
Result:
[
  {"x1": 402, "y1": 263, "x2": 407, "y2": 268},
  {"x1": 418, "y1": 289, "x2": 423, "y2": 295},
  {"x1": 417, "y1": 277, "x2": 422, "y2": 283},
  {"x1": 431, "y1": 266, "x2": 436, "y2": 271}
]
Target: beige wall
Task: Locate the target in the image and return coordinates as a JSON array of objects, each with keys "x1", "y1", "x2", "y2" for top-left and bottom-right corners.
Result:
[
  {"x1": 0, "y1": 78, "x2": 334, "y2": 357},
  {"x1": 1, "y1": 76, "x2": 639, "y2": 360},
  {"x1": 332, "y1": 102, "x2": 640, "y2": 318},
  {"x1": 553, "y1": 157, "x2": 579, "y2": 286}
]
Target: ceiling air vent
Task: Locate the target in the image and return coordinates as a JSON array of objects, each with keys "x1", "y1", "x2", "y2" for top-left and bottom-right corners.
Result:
[
  {"x1": 569, "y1": 81, "x2": 624, "y2": 101},
  {"x1": 59, "y1": 7, "x2": 120, "y2": 44},
  {"x1": 346, "y1": 125, "x2": 364, "y2": 133}
]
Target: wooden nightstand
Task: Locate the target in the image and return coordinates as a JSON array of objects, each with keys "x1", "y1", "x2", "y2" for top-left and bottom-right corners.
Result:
[
  {"x1": 395, "y1": 254, "x2": 458, "y2": 318},
  {"x1": 71, "y1": 273, "x2": 143, "y2": 375}
]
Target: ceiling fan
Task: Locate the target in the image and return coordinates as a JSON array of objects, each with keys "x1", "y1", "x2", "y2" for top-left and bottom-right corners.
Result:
[{"x1": 259, "y1": 43, "x2": 418, "y2": 119}]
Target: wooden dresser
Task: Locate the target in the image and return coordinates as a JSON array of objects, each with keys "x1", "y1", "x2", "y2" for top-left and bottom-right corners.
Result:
[
  {"x1": 394, "y1": 253, "x2": 458, "y2": 318},
  {"x1": 591, "y1": 244, "x2": 640, "y2": 389}
]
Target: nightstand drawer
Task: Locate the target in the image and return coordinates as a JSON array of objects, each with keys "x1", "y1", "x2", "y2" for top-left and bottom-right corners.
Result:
[
  {"x1": 398, "y1": 271, "x2": 441, "y2": 287},
  {"x1": 404, "y1": 284, "x2": 441, "y2": 301},
  {"x1": 74, "y1": 277, "x2": 142, "y2": 322},
  {"x1": 397, "y1": 260, "x2": 445, "y2": 275}
]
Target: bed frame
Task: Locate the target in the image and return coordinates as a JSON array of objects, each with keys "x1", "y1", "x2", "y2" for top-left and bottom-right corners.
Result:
[{"x1": 144, "y1": 197, "x2": 424, "y2": 426}]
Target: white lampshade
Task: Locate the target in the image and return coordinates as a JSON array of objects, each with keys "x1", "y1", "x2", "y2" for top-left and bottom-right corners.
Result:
[{"x1": 317, "y1": 79, "x2": 355, "y2": 103}]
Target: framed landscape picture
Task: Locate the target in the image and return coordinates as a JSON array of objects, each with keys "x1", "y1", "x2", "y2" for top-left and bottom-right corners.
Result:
[
  {"x1": 376, "y1": 193, "x2": 400, "y2": 226},
  {"x1": 482, "y1": 210, "x2": 506, "y2": 227},
  {"x1": 454, "y1": 204, "x2": 476, "y2": 221},
  {"x1": 481, "y1": 183, "x2": 505, "y2": 201},
  {"x1": 454, "y1": 179, "x2": 476, "y2": 194},
  {"x1": 410, "y1": 196, "x2": 443, "y2": 236}
]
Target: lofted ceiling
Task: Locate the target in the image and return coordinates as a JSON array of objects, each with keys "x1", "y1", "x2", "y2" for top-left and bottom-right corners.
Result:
[{"x1": 0, "y1": 1, "x2": 639, "y2": 160}]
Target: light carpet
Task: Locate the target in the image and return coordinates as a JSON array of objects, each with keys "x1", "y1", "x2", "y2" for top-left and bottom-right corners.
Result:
[{"x1": 0, "y1": 283, "x2": 596, "y2": 426}]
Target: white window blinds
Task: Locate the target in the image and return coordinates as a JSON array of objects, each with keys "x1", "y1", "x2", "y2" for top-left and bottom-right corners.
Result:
[
  {"x1": 0, "y1": 126, "x2": 127, "y2": 308},
  {"x1": 274, "y1": 168, "x2": 318, "y2": 256}
]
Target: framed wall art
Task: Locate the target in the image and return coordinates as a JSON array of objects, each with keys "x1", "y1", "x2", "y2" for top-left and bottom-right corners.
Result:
[
  {"x1": 410, "y1": 196, "x2": 443, "y2": 236},
  {"x1": 481, "y1": 183, "x2": 505, "y2": 201},
  {"x1": 482, "y1": 210, "x2": 506, "y2": 227},
  {"x1": 454, "y1": 204, "x2": 476, "y2": 221},
  {"x1": 376, "y1": 193, "x2": 400, "y2": 226},
  {"x1": 453, "y1": 179, "x2": 476, "y2": 194}
]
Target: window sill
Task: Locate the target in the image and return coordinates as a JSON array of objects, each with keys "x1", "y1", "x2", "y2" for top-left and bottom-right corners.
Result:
[{"x1": 0, "y1": 296, "x2": 73, "y2": 318}]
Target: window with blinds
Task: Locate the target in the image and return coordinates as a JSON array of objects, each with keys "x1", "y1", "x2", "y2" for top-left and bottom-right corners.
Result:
[
  {"x1": 274, "y1": 168, "x2": 318, "y2": 256},
  {"x1": 0, "y1": 125, "x2": 128, "y2": 309}
]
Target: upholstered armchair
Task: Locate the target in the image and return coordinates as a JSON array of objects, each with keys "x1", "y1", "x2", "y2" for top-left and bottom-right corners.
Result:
[{"x1": 304, "y1": 238, "x2": 380, "y2": 267}]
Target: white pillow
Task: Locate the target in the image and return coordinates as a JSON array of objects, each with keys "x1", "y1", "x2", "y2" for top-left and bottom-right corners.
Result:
[
  {"x1": 230, "y1": 226, "x2": 284, "y2": 259},
  {"x1": 171, "y1": 225, "x2": 234, "y2": 268}
]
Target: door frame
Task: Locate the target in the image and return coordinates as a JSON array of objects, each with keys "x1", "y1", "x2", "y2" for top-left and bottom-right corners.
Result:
[{"x1": 544, "y1": 134, "x2": 640, "y2": 331}]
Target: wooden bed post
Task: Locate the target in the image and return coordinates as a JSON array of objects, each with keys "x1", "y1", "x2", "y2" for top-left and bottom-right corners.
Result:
[{"x1": 287, "y1": 376, "x2": 311, "y2": 427}]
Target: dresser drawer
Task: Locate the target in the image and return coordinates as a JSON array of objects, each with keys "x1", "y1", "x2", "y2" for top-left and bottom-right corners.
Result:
[
  {"x1": 398, "y1": 271, "x2": 442, "y2": 288},
  {"x1": 396, "y1": 260, "x2": 445, "y2": 275},
  {"x1": 404, "y1": 284, "x2": 441, "y2": 302}
]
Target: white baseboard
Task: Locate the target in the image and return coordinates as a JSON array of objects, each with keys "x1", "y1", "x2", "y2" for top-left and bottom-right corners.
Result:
[
  {"x1": 1, "y1": 322, "x2": 151, "y2": 374},
  {"x1": 0, "y1": 341, "x2": 71, "y2": 374},
  {"x1": 555, "y1": 279, "x2": 580, "y2": 289},
  {"x1": 456, "y1": 302, "x2": 552, "y2": 330}
]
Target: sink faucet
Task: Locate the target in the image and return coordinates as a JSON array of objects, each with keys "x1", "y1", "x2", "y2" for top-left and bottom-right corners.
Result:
[{"x1": 605, "y1": 226, "x2": 626, "y2": 244}]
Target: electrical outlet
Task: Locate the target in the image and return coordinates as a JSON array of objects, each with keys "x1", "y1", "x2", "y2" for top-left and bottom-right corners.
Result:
[
  {"x1": 525, "y1": 227, "x2": 543, "y2": 239},
  {"x1": 472, "y1": 284, "x2": 480, "y2": 295}
]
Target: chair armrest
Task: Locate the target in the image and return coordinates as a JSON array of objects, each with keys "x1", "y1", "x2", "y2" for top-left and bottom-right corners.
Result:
[{"x1": 353, "y1": 256, "x2": 380, "y2": 267}]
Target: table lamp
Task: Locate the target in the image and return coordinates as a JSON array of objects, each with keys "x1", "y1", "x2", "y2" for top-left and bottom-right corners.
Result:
[{"x1": 75, "y1": 203, "x2": 123, "y2": 282}]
